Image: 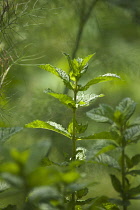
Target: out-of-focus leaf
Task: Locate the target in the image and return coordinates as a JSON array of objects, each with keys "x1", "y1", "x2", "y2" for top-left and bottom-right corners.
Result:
[
  {"x1": 25, "y1": 140, "x2": 51, "y2": 174},
  {"x1": 44, "y1": 88, "x2": 76, "y2": 108},
  {"x1": 87, "y1": 104, "x2": 114, "y2": 124},
  {"x1": 127, "y1": 170, "x2": 140, "y2": 176},
  {"x1": 80, "y1": 73, "x2": 120, "y2": 91},
  {"x1": 110, "y1": 175, "x2": 122, "y2": 193},
  {"x1": 0, "y1": 127, "x2": 23, "y2": 143},
  {"x1": 25, "y1": 120, "x2": 71, "y2": 139},
  {"x1": 124, "y1": 125, "x2": 140, "y2": 143},
  {"x1": 128, "y1": 185, "x2": 140, "y2": 199},
  {"x1": 114, "y1": 98, "x2": 136, "y2": 125},
  {"x1": 29, "y1": 186, "x2": 60, "y2": 203},
  {"x1": 131, "y1": 154, "x2": 140, "y2": 167},
  {"x1": 77, "y1": 93, "x2": 104, "y2": 107},
  {"x1": 77, "y1": 187, "x2": 88, "y2": 199},
  {"x1": 61, "y1": 171, "x2": 79, "y2": 184},
  {"x1": 94, "y1": 154, "x2": 120, "y2": 170},
  {"x1": 78, "y1": 131, "x2": 117, "y2": 141},
  {"x1": 1, "y1": 173, "x2": 24, "y2": 188}
]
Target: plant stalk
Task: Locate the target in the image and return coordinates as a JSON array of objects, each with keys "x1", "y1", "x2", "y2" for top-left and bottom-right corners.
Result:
[
  {"x1": 71, "y1": 80, "x2": 78, "y2": 210},
  {"x1": 121, "y1": 127, "x2": 127, "y2": 210}
]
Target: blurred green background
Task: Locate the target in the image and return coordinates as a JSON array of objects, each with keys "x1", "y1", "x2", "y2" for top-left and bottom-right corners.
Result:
[{"x1": 0, "y1": 0, "x2": 140, "y2": 209}]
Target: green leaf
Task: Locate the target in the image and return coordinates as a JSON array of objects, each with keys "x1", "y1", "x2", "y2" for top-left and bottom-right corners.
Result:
[
  {"x1": 44, "y1": 88, "x2": 76, "y2": 108},
  {"x1": 78, "y1": 131, "x2": 116, "y2": 141},
  {"x1": 110, "y1": 175, "x2": 122, "y2": 193},
  {"x1": 0, "y1": 127, "x2": 23, "y2": 143},
  {"x1": 77, "y1": 187, "x2": 88, "y2": 199},
  {"x1": 94, "y1": 154, "x2": 120, "y2": 170},
  {"x1": 128, "y1": 185, "x2": 140, "y2": 199},
  {"x1": 124, "y1": 125, "x2": 140, "y2": 143},
  {"x1": 127, "y1": 170, "x2": 140, "y2": 176},
  {"x1": 77, "y1": 93, "x2": 104, "y2": 107},
  {"x1": 125, "y1": 155, "x2": 133, "y2": 169},
  {"x1": 25, "y1": 120, "x2": 71, "y2": 139},
  {"x1": 114, "y1": 98, "x2": 136, "y2": 125},
  {"x1": 25, "y1": 140, "x2": 51, "y2": 174},
  {"x1": 80, "y1": 73, "x2": 120, "y2": 91},
  {"x1": 1, "y1": 173, "x2": 24, "y2": 188},
  {"x1": 2, "y1": 205, "x2": 17, "y2": 210},
  {"x1": 131, "y1": 154, "x2": 140, "y2": 167},
  {"x1": 68, "y1": 120, "x2": 88, "y2": 135},
  {"x1": 39, "y1": 64, "x2": 72, "y2": 89},
  {"x1": 64, "y1": 53, "x2": 94, "y2": 81},
  {"x1": 87, "y1": 104, "x2": 114, "y2": 124},
  {"x1": 29, "y1": 186, "x2": 60, "y2": 203}
]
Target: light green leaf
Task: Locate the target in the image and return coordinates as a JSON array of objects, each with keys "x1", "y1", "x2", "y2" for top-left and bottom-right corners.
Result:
[
  {"x1": 0, "y1": 127, "x2": 23, "y2": 143},
  {"x1": 77, "y1": 93, "x2": 104, "y2": 107},
  {"x1": 87, "y1": 104, "x2": 114, "y2": 124},
  {"x1": 68, "y1": 120, "x2": 88, "y2": 135},
  {"x1": 39, "y1": 64, "x2": 72, "y2": 89},
  {"x1": 44, "y1": 88, "x2": 76, "y2": 108},
  {"x1": 80, "y1": 73, "x2": 120, "y2": 91},
  {"x1": 64, "y1": 53, "x2": 94, "y2": 81},
  {"x1": 25, "y1": 120, "x2": 71, "y2": 139}
]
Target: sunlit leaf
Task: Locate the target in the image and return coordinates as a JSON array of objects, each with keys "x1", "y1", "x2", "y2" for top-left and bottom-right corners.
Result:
[
  {"x1": 44, "y1": 88, "x2": 76, "y2": 108},
  {"x1": 79, "y1": 73, "x2": 120, "y2": 91},
  {"x1": 25, "y1": 120, "x2": 71, "y2": 139},
  {"x1": 87, "y1": 104, "x2": 114, "y2": 124},
  {"x1": 77, "y1": 93, "x2": 104, "y2": 107},
  {"x1": 68, "y1": 120, "x2": 88, "y2": 135},
  {"x1": 39, "y1": 64, "x2": 72, "y2": 89}
]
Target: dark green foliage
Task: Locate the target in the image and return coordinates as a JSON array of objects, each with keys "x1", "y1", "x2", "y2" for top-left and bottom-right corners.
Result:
[{"x1": 87, "y1": 98, "x2": 140, "y2": 210}]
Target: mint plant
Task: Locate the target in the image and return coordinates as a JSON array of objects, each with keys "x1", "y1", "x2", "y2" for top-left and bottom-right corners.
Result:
[
  {"x1": 87, "y1": 98, "x2": 140, "y2": 210},
  {"x1": 25, "y1": 53, "x2": 120, "y2": 209}
]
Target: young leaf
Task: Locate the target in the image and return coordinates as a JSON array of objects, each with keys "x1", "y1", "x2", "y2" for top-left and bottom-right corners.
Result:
[
  {"x1": 110, "y1": 175, "x2": 122, "y2": 193},
  {"x1": 44, "y1": 88, "x2": 76, "y2": 108},
  {"x1": 25, "y1": 120, "x2": 71, "y2": 139},
  {"x1": 0, "y1": 127, "x2": 23, "y2": 143},
  {"x1": 77, "y1": 93, "x2": 104, "y2": 107},
  {"x1": 64, "y1": 53, "x2": 94, "y2": 81},
  {"x1": 115, "y1": 98, "x2": 136, "y2": 125},
  {"x1": 79, "y1": 73, "x2": 120, "y2": 91},
  {"x1": 87, "y1": 104, "x2": 114, "y2": 124},
  {"x1": 39, "y1": 64, "x2": 72, "y2": 89},
  {"x1": 68, "y1": 120, "x2": 88, "y2": 135}
]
